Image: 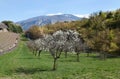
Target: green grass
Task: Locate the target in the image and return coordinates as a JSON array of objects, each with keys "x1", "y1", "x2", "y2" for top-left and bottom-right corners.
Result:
[{"x1": 0, "y1": 40, "x2": 120, "y2": 79}]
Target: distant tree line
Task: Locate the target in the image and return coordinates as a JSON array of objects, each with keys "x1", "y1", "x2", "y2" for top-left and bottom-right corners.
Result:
[{"x1": 2, "y1": 21, "x2": 23, "y2": 33}]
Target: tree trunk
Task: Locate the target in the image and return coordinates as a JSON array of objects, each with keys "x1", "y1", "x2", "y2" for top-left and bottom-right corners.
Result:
[
  {"x1": 38, "y1": 50, "x2": 42, "y2": 57},
  {"x1": 35, "y1": 51, "x2": 37, "y2": 56},
  {"x1": 76, "y1": 53, "x2": 80, "y2": 62},
  {"x1": 53, "y1": 58, "x2": 57, "y2": 70},
  {"x1": 100, "y1": 51, "x2": 106, "y2": 60},
  {"x1": 103, "y1": 52, "x2": 107, "y2": 60},
  {"x1": 33, "y1": 50, "x2": 34, "y2": 55},
  {"x1": 87, "y1": 52, "x2": 90, "y2": 57},
  {"x1": 58, "y1": 52, "x2": 62, "y2": 58},
  {"x1": 65, "y1": 52, "x2": 67, "y2": 58}
]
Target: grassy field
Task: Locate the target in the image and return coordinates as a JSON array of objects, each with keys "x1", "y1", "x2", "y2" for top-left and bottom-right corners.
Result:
[{"x1": 0, "y1": 40, "x2": 120, "y2": 79}]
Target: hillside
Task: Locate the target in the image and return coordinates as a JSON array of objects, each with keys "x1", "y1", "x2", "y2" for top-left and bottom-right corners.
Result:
[
  {"x1": 0, "y1": 32, "x2": 19, "y2": 54},
  {"x1": 17, "y1": 14, "x2": 81, "y2": 30}
]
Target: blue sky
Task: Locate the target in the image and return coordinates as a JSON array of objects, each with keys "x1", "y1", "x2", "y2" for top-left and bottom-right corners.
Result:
[{"x1": 0, "y1": 0, "x2": 120, "y2": 22}]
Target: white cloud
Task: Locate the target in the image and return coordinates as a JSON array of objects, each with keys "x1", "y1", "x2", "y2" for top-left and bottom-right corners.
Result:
[
  {"x1": 74, "y1": 14, "x2": 90, "y2": 18},
  {"x1": 46, "y1": 13, "x2": 90, "y2": 18},
  {"x1": 46, "y1": 13, "x2": 63, "y2": 16}
]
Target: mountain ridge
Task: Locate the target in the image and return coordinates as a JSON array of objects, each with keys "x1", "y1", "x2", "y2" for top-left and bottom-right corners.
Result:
[{"x1": 17, "y1": 14, "x2": 81, "y2": 30}]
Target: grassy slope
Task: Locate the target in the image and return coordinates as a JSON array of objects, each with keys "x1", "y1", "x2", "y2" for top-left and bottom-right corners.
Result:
[{"x1": 0, "y1": 40, "x2": 120, "y2": 79}]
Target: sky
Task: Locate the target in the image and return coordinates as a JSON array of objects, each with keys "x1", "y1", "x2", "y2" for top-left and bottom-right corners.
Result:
[{"x1": 0, "y1": 0, "x2": 120, "y2": 22}]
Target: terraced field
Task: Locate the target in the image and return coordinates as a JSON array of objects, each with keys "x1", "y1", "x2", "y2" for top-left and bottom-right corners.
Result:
[{"x1": 0, "y1": 32, "x2": 19, "y2": 54}]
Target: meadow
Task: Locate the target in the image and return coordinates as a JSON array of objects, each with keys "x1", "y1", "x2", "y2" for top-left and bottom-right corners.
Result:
[{"x1": 0, "y1": 40, "x2": 120, "y2": 79}]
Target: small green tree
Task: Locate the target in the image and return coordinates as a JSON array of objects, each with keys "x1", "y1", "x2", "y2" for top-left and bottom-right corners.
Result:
[{"x1": 2, "y1": 20, "x2": 23, "y2": 33}]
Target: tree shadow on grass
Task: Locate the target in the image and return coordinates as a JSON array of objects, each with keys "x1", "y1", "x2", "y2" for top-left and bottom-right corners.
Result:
[
  {"x1": 13, "y1": 67, "x2": 52, "y2": 74},
  {"x1": 89, "y1": 54, "x2": 120, "y2": 59},
  {"x1": 59, "y1": 58, "x2": 79, "y2": 62},
  {"x1": 88, "y1": 55, "x2": 100, "y2": 58},
  {"x1": 17, "y1": 57, "x2": 41, "y2": 59}
]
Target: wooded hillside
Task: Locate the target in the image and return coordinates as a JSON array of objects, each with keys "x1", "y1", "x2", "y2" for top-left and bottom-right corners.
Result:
[{"x1": 26, "y1": 9, "x2": 120, "y2": 55}]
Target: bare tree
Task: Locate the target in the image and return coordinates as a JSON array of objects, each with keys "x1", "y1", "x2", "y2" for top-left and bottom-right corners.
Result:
[
  {"x1": 27, "y1": 40, "x2": 37, "y2": 55},
  {"x1": 64, "y1": 30, "x2": 85, "y2": 62},
  {"x1": 34, "y1": 38, "x2": 46, "y2": 56},
  {"x1": 27, "y1": 30, "x2": 85, "y2": 70}
]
